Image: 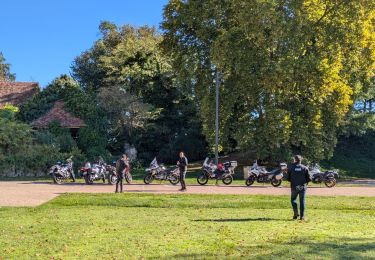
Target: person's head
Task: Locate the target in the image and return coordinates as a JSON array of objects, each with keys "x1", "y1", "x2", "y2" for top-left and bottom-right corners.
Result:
[
  {"x1": 294, "y1": 155, "x2": 302, "y2": 164},
  {"x1": 122, "y1": 154, "x2": 128, "y2": 160},
  {"x1": 179, "y1": 151, "x2": 185, "y2": 158}
]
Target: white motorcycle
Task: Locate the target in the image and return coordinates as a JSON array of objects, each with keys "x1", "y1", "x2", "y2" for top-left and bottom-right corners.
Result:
[
  {"x1": 49, "y1": 157, "x2": 75, "y2": 184},
  {"x1": 80, "y1": 159, "x2": 108, "y2": 185},
  {"x1": 245, "y1": 160, "x2": 286, "y2": 187}
]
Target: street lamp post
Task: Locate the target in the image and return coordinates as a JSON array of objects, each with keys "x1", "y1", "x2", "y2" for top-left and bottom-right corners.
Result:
[{"x1": 215, "y1": 70, "x2": 220, "y2": 165}]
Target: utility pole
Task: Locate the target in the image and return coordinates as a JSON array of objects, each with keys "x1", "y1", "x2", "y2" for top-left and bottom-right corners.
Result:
[{"x1": 215, "y1": 70, "x2": 220, "y2": 165}]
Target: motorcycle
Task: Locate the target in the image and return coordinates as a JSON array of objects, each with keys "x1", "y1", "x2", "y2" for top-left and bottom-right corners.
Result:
[
  {"x1": 143, "y1": 158, "x2": 180, "y2": 185},
  {"x1": 197, "y1": 157, "x2": 238, "y2": 185},
  {"x1": 245, "y1": 161, "x2": 286, "y2": 187},
  {"x1": 309, "y1": 164, "x2": 339, "y2": 188},
  {"x1": 106, "y1": 160, "x2": 133, "y2": 184},
  {"x1": 80, "y1": 158, "x2": 108, "y2": 184},
  {"x1": 49, "y1": 157, "x2": 75, "y2": 184}
]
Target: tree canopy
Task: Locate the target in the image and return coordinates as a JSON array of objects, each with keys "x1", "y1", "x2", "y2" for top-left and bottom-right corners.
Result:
[{"x1": 162, "y1": 0, "x2": 375, "y2": 161}]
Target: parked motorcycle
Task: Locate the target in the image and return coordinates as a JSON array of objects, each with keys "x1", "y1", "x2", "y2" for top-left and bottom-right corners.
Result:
[
  {"x1": 105, "y1": 162, "x2": 118, "y2": 185},
  {"x1": 107, "y1": 160, "x2": 133, "y2": 184},
  {"x1": 197, "y1": 157, "x2": 238, "y2": 185},
  {"x1": 143, "y1": 158, "x2": 180, "y2": 185},
  {"x1": 80, "y1": 159, "x2": 107, "y2": 184},
  {"x1": 245, "y1": 161, "x2": 286, "y2": 187},
  {"x1": 309, "y1": 164, "x2": 339, "y2": 188},
  {"x1": 49, "y1": 157, "x2": 75, "y2": 184}
]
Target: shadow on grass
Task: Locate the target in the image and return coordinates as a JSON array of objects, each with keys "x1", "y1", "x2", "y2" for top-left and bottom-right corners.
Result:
[
  {"x1": 193, "y1": 217, "x2": 286, "y2": 222},
  {"x1": 151, "y1": 237, "x2": 375, "y2": 259}
]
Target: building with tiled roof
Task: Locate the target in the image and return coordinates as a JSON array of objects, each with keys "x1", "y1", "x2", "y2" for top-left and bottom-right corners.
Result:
[
  {"x1": 0, "y1": 81, "x2": 39, "y2": 107},
  {"x1": 31, "y1": 100, "x2": 86, "y2": 129}
]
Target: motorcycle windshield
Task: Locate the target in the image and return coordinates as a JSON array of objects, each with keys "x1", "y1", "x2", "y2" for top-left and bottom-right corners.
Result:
[{"x1": 150, "y1": 157, "x2": 159, "y2": 168}]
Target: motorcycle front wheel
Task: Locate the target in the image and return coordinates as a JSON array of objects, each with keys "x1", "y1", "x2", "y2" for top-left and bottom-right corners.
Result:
[
  {"x1": 245, "y1": 177, "x2": 255, "y2": 186},
  {"x1": 197, "y1": 174, "x2": 208, "y2": 185},
  {"x1": 125, "y1": 173, "x2": 133, "y2": 184},
  {"x1": 324, "y1": 178, "x2": 336, "y2": 188},
  {"x1": 85, "y1": 175, "x2": 94, "y2": 185},
  {"x1": 52, "y1": 172, "x2": 63, "y2": 185},
  {"x1": 108, "y1": 174, "x2": 117, "y2": 185},
  {"x1": 222, "y1": 175, "x2": 233, "y2": 185},
  {"x1": 271, "y1": 178, "x2": 282, "y2": 187},
  {"x1": 169, "y1": 175, "x2": 180, "y2": 185},
  {"x1": 144, "y1": 174, "x2": 154, "y2": 184}
]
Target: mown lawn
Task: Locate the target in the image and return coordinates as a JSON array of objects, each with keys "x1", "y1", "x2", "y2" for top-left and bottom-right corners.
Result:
[{"x1": 0, "y1": 194, "x2": 374, "y2": 259}]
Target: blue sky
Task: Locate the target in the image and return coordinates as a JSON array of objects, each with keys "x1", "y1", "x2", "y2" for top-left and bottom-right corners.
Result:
[{"x1": 0, "y1": 0, "x2": 168, "y2": 87}]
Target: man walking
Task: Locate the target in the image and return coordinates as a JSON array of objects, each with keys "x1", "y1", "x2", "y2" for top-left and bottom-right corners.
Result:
[
  {"x1": 177, "y1": 151, "x2": 188, "y2": 191},
  {"x1": 115, "y1": 154, "x2": 129, "y2": 193},
  {"x1": 287, "y1": 155, "x2": 311, "y2": 220}
]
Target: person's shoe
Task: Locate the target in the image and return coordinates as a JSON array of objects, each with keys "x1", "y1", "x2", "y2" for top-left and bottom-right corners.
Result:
[
  {"x1": 293, "y1": 214, "x2": 299, "y2": 220},
  {"x1": 300, "y1": 216, "x2": 305, "y2": 221},
  {"x1": 179, "y1": 188, "x2": 186, "y2": 191}
]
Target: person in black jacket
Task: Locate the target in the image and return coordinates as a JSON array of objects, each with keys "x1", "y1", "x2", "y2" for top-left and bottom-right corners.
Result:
[
  {"x1": 177, "y1": 152, "x2": 188, "y2": 191},
  {"x1": 287, "y1": 155, "x2": 311, "y2": 220},
  {"x1": 115, "y1": 154, "x2": 129, "y2": 193}
]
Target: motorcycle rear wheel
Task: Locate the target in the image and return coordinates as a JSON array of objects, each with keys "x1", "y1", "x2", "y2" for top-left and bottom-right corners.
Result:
[
  {"x1": 125, "y1": 173, "x2": 133, "y2": 184},
  {"x1": 271, "y1": 178, "x2": 282, "y2": 187},
  {"x1": 324, "y1": 178, "x2": 336, "y2": 188},
  {"x1": 222, "y1": 175, "x2": 233, "y2": 185},
  {"x1": 197, "y1": 174, "x2": 208, "y2": 185},
  {"x1": 144, "y1": 174, "x2": 154, "y2": 184},
  {"x1": 169, "y1": 175, "x2": 180, "y2": 185}
]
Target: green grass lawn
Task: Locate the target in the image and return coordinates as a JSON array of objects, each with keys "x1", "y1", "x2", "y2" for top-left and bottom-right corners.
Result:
[{"x1": 1, "y1": 193, "x2": 374, "y2": 259}]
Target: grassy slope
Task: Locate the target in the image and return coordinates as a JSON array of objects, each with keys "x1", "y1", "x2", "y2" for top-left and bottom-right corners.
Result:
[{"x1": 1, "y1": 193, "x2": 374, "y2": 259}]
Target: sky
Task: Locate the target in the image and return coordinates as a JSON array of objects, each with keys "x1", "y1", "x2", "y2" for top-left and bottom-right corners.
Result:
[{"x1": 0, "y1": 0, "x2": 168, "y2": 87}]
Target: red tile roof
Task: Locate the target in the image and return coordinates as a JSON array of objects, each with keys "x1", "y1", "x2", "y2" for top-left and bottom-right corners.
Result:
[
  {"x1": 0, "y1": 81, "x2": 39, "y2": 107},
  {"x1": 31, "y1": 100, "x2": 86, "y2": 129}
]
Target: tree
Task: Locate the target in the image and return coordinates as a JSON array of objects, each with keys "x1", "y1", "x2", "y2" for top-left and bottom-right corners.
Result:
[
  {"x1": 0, "y1": 52, "x2": 16, "y2": 81},
  {"x1": 162, "y1": 0, "x2": 375, "y2": 161},
  {"x1": 72, "y1": 22, "x2": 207, "y2": 162}
]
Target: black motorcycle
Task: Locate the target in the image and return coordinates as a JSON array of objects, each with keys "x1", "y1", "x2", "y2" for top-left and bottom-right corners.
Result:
[
  {"x1": 309, "y1": 164, "x2": 339, "y2": 188},
  {"x1": 49, "y1": 157, "x2": 75, "y2": 184},
  {"x1": 245, "y1": 161, "x2": 287, "y2": 187},
  {"x1": 143, "y1": 158, "x2": 180, "y2": 185},
  {"x1": 197, "y1": 158, "x2": 238, "y2": 185}
]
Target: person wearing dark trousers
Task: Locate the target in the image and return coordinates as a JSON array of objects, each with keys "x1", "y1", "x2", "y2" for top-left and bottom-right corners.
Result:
[
  {"x1": 177, "y1": 152, "x2": 188, "y2": 191},
  {"x1": 115, "y1": 154, "x2": 129, "y2": 193},
  {"x1": 287, "y1": 155, "x2": 311, "y2": 220}
]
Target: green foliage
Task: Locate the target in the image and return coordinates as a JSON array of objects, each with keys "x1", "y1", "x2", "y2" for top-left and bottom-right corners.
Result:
[
  {"x1": 0, "y1": 104, "x2": 19, "y2": 120},
  {"x1": 324, "y1": 132, "x2": 375, "y2": 178},
  {"x1": 162, "y1": 0, "x2": 375, "y2": 162},
  {"x1": 0, "y1": 117, "x2": 63, "y2": 176},
  {"x1": 0, "y1": 52, "x2": 15, "y2": 81}
]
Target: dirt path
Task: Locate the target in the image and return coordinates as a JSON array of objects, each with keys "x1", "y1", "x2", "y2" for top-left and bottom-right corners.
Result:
[{"x1": 1, "y1": 181, "x2": 375, "y2": 207}]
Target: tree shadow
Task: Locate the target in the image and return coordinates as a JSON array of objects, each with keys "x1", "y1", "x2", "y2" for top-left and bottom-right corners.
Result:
[
  {"x1": 193, "y1": 217, "x2": 286, "y2": 222},
  {"x1": 152, "y1": 237, "x2": 375, "y2": 259}
]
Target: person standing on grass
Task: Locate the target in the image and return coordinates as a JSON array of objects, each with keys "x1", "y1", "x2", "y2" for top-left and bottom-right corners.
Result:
[
  {"x1": 177, "y1": 151, "x2": 188, "y2": 191},
  {"x1": 287, "y1": 155, "x2": 311, "y2": 220},
  {"x1": 115, "y1": 154, "x2": 129, "y2": 193}
]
